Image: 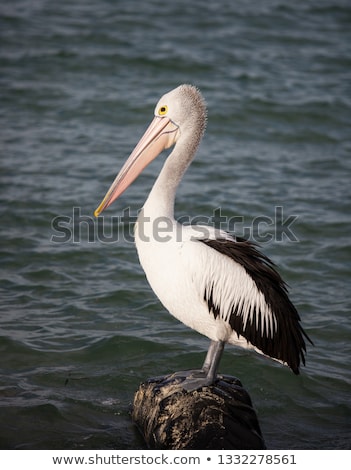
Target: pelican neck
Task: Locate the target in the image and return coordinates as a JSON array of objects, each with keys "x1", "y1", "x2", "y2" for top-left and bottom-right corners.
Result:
[{"x1": 142, "y1": 134, "x2": 200, "y2": 220}]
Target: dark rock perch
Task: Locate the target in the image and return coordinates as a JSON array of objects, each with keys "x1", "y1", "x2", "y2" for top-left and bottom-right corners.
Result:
[{"x1": 132, "y1": 373, "x2": 266, "y2": 450}]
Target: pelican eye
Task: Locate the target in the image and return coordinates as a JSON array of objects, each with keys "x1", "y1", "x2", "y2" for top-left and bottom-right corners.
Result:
[{"x1": 158, "y1": 105, "x2": 168, "y2": 116}]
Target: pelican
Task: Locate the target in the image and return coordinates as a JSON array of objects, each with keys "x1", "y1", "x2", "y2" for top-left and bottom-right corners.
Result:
[{"x1": 95, "y1": 84, "x2": 312, "y2": 390}]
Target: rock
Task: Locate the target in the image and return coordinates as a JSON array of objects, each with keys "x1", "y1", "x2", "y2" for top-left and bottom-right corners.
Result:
[{"x1": 132, "y1": 373, "x2": 266, "y2": 450}]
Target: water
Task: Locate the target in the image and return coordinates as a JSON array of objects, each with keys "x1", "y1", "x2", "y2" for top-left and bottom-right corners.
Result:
[{"x1": 1, "y1": 0, "x2": 350, "y2": 449}]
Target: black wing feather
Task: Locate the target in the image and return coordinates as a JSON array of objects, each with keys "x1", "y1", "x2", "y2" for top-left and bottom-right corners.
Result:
[{"x1": 200, "y1": 237, "x2": 312, "y2": 373}]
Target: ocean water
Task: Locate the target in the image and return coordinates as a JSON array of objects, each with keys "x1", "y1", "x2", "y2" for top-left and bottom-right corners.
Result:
[{"x1": 1, "y1": 0, "x2": 350, "y2": 449}]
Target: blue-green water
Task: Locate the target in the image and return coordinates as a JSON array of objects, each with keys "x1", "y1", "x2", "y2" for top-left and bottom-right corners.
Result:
[{"x1": 1, "y1": 0, "x2": 350, "y2": 449}]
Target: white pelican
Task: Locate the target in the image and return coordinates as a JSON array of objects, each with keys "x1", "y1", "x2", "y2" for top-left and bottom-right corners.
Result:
[{"x1": 95, "y1": 84, "x2": 312, "y2": 390}]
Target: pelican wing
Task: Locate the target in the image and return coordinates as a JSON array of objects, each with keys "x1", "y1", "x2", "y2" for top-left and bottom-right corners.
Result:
[{"x1": 182, "y1": 228, "x2": 311, "y2": 373}]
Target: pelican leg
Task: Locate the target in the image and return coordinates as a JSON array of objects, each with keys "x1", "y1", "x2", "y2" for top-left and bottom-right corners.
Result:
[
  {"x1": 180, "y1": 340, "x2": 225, "y2": 392},
  {"x1": 201, "y1": 339, "x2": 222, "y2": 373},
  {"x1": 167, "y1": 340, "x2": 216, "y2": 378},
  {"x1": 151, "y1": 341, "x2": 225, "y2": 392}
]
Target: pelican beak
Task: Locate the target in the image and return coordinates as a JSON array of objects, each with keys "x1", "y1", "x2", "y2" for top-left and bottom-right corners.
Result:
[{"x1": 94, "y1": 116, "x2": 179, "y2": 216}]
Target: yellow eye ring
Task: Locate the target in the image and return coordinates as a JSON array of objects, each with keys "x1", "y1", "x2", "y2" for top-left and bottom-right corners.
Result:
[{"x1": 158, "y1": 105, "x2": 168, "y2": 116}]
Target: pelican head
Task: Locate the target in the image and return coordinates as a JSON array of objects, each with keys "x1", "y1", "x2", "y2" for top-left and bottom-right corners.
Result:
[{"x1": 94, "y1": 85, "x2": 206, "y2": 216}]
